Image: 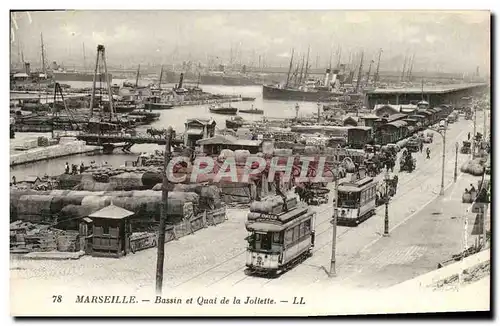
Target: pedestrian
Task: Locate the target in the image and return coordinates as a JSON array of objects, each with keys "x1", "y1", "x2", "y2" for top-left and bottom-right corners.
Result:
[
  {"x1": 426, "y1": 147, "x2": 431, "y2": 159},
  {"x1": 470, "y1": 184, "x2": 476, "y2": 193},
  {"x1": 420, "y1": 142, "x2": 423, "y2": 153},
  {"x1": 12, "y1": 176, "x2": 16, "y2": 185},
  {"x1": 65, "y1": 162, "x2": 70, "y2": 174},
  {"x1": 468, "y1": 132, "x2": 471, "y2": 141},
  {"x1": 80, "y1": 162, "x2": 85, "y2": 174}
]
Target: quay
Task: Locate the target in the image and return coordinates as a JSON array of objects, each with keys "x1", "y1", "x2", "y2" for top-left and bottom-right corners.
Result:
[
  {"x1": 75, "y1": 133, "x2": 183, "y2": 152},
  {"x1": 10, "y1": 138, "x2": 101, "y2": 166},
  {"x1": 365, "y1": 83, "x2": 488, "y2": 109}
]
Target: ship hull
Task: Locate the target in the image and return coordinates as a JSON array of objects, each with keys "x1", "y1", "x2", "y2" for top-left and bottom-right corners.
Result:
[
  {"x1": 146, "y1": 103, "x2": 174, "y2": 110},
  {"x1": 262, "y1": 85, "x2": 343, "y2": 102},
  {"x1": 209, "y1": 108, "x2": 238, "y2": 115},
  {"x1": 54, "y1": 72, "x2": 113, "y2": 82},
  {"x1": 200, "y1": 75, "x2": 259, "y2": 86}
]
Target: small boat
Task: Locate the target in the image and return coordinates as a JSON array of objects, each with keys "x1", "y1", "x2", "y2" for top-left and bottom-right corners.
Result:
[
  {"x1": 226, "y1": 116, "x2": 244, "y2": 129},
  {"x1": 241, "y1": 96, "x2": 256, "y2": 102},
  {"x1": 146, "y1": 102, "x2": 174, "y2": 110},
  {"x1": 209, "y1": 104, "x2": 238, "y2": 115},
  {"x1": 239, "y1": 106, "x2": 264, "y2": 115}
]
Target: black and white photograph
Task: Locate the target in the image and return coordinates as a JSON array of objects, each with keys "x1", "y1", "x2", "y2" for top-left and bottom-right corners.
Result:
[{"x1": 8, "y1": 9, "x2": 491, "y2": 316}]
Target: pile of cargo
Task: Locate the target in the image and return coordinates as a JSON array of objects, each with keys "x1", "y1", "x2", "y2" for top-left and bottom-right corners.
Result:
[
  {"x1": 14, "y1": 139, "x2": 39, "y2": 151},
  {"x1": 10, "y1": 221, "x2": 80, "y2": 253},
  {"x1": 57, "y1": 167, "x2": 163, "y2": 191},
  {"x1": 460, "y1": 157, "x2": 487, "y2": 176},
  {"x1": 11, "y1": 186, "x2": 224, "y2": 231},
  {"x1": 247, "y1": 193, "x2": 298, "y2": 218}
]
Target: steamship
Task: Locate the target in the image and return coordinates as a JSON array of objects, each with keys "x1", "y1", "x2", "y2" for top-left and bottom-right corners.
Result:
[{"x1": 262, "y1": 69, "x2": 344, "y2": 102}]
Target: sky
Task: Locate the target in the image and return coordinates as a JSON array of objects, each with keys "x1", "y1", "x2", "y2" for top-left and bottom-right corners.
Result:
[{"x1": 10, "y1": 10, "x2": 491, "y2": 74}]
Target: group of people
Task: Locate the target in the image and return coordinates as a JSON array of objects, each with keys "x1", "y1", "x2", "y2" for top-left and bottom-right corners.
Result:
[{"x1": 64, "y1": 162, "x2": 86, "y2": 175}]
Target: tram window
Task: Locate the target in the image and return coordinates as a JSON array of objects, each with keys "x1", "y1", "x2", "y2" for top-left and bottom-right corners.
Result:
[
  {"x1": 293, "y1": 225, "x2": 300, "y2": 241},
  {"x1": 304, "y1": 219, "x2": 311, "y2": 234},
  {"x1": 261, "y1": 233, "x2": 272, "y2": 250},
  {"x1": 273, "y1": 232, "x2": 281, "y2": 244},
  {"x1": 299, "y1": 223, "x2": 306, "y2": 238},
  {"x1": 285, "y1": 229, "x2": 293, "y2": 246}
]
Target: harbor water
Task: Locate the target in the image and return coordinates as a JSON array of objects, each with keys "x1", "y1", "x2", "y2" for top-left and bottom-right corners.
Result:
[{"x1": 10, "y1": 83, "x2": 323, "y2": 180}]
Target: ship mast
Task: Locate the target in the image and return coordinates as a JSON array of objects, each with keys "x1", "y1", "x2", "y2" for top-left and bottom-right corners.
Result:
[
  {"x1": 336, "y1": 46, "x2": 342, "y2": 69},
  {"x1": 407, "y1": 53, "x2": 416, "y2": 82},
  {"x1": 400, "y1": 53, "x2": 408, "y2": 83},
  {"x1": 355, "y1": 50, "x2": 364, "y2": 93},
  {"x1": 303, "y1": 45, "x2": 310, "y2": 82},
  {"x1": 298, "y1": 54, "x2": 305, "y2": 85},
  {"x1": 135, "y1": 64, "x2": 141, "y2": 88},
  {"x1": 373, "y1": 48, "x2": 383, "y2": 87},
  {"x1": 285, "y1": 48, "x2": 295, "y2": 88},
  {"x1": 40, "y1": 33, "x2": 46, "y2": 75},
  {"x1": 158, "y1": 65, "x2": 163, "y2": 89},
  {"x1": 83, "y1": 42, "x2": 86, "y2": 71},
  {"x1": 366, "y1": 60, "x2": 375, "y2": 86}
]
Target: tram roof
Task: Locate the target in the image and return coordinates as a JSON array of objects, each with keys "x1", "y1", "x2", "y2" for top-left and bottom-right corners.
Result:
[{"x1": 246, "y1": 209, "x2": 314, "y2": 232}]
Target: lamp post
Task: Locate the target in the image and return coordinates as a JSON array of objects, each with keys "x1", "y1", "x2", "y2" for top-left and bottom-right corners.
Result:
[
  {"x1": 432, "y1": 121, "x2": 447, "y2": 196},
  {"x1": 454, "y1": 142, "x2": 459, "y2": 183},
  {"x1": 330, "y1": 167, "x2": 339, "y2": 277},
  {"x1": 383, "y1": 170, "x2": 390, "y2": 237}
]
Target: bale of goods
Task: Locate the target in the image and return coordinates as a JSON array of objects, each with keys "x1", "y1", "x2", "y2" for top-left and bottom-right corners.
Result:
[
  {"x1": 460, "y1": 159, "x2": 485, "y2": 176},
  {"x1": 17, "y1": 195, "x2": 54, "y2": 220},
  {"x1": 37, "y1": 136, "x2": 49, "y2": 147},
  {"x1": 81, "y1": 196, "x2": 112, "y2": 211},
  {"x1": 173, "y1": 183, "x2": 204, "y2": 194},
  {"x1": 344, "y1": 160, "x2": 356, "y2": 173},
  {"x1": 131, "y1": 190, "x2": 162, "y2": 198},
  {"x1": 152, "y1": 183, "x2": 162, "y2": 191},
  {"x1": 234, "y1": 150, "x2": 251, "y2": 164},
  {"x1": 397, "y1": 139, "x2": 408, "y2": 149},
  {"x1": 273, "y1": 148, "x2": 293, "y2": 157},
  {"x1": 141, "y1": 172, "x2": 162, "y2": 188},
  {"x1": 60, "y1": 205, "x2": 95, "y2": 219},
  {"x1": 109, "y1": 173, "x2": 144, "y2": 190},
  {"x1": 218, "y1": 149, "x2": 234, "y2": 162},
  {"x1": 168, "y1": 191, "x2": 199, "y2": 204},
  {"x1": 49, "y1": 190, "x2": 71, "y2": 196},
  {"x1": 57, "y1": 174, "x2": 84, "y2": 190},
  {"x1": 462, "y1": 192, "x2": 473, "y2": 203},
  {"x1": 56, "y1": 232, "x2": 80, "y2": 252},
  {"x1": 304, "y1": 146, "x2": 320, "y2": 155}
]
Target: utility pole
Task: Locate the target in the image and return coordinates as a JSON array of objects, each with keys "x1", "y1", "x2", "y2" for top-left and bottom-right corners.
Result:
[
  {"x1": 374, "y1": 48, "x2": 382, "y2": 87},
  {"x1": 330, "y1": 168, "x2": 339, "y2": 277},
  {"x1": 156, "y1": 126, "x2": 173, "y2": 295},
  {"x1": 454, "y1": 142, "x2": 459, "y2": 183},
  {"x1": 383, "y1": 171, "x2": 390, "y2": 236}
]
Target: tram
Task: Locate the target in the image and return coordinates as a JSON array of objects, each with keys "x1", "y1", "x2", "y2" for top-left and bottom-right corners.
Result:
[
  {"x1": 245, "y1": 198, "x2": 316, "y2": 276},
  {"x1": 335, "y1": 176, "x2": 378, "y2": 226}
]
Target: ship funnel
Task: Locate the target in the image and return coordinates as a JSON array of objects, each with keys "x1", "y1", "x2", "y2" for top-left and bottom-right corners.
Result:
[
  {"x1": 178, "y1": 73, "x2": 184, "y2": 89},
  {"x1": 324, "y1": 69, "x2": 331, "y2": 86},
  {"x1": 330, "y1": 69, "x2": 339, "y2": 87}
]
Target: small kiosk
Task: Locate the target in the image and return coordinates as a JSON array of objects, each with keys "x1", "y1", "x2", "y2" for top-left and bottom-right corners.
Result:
[{"x1": 89, "y1": 204, "x2": 134, "y2": 258}]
